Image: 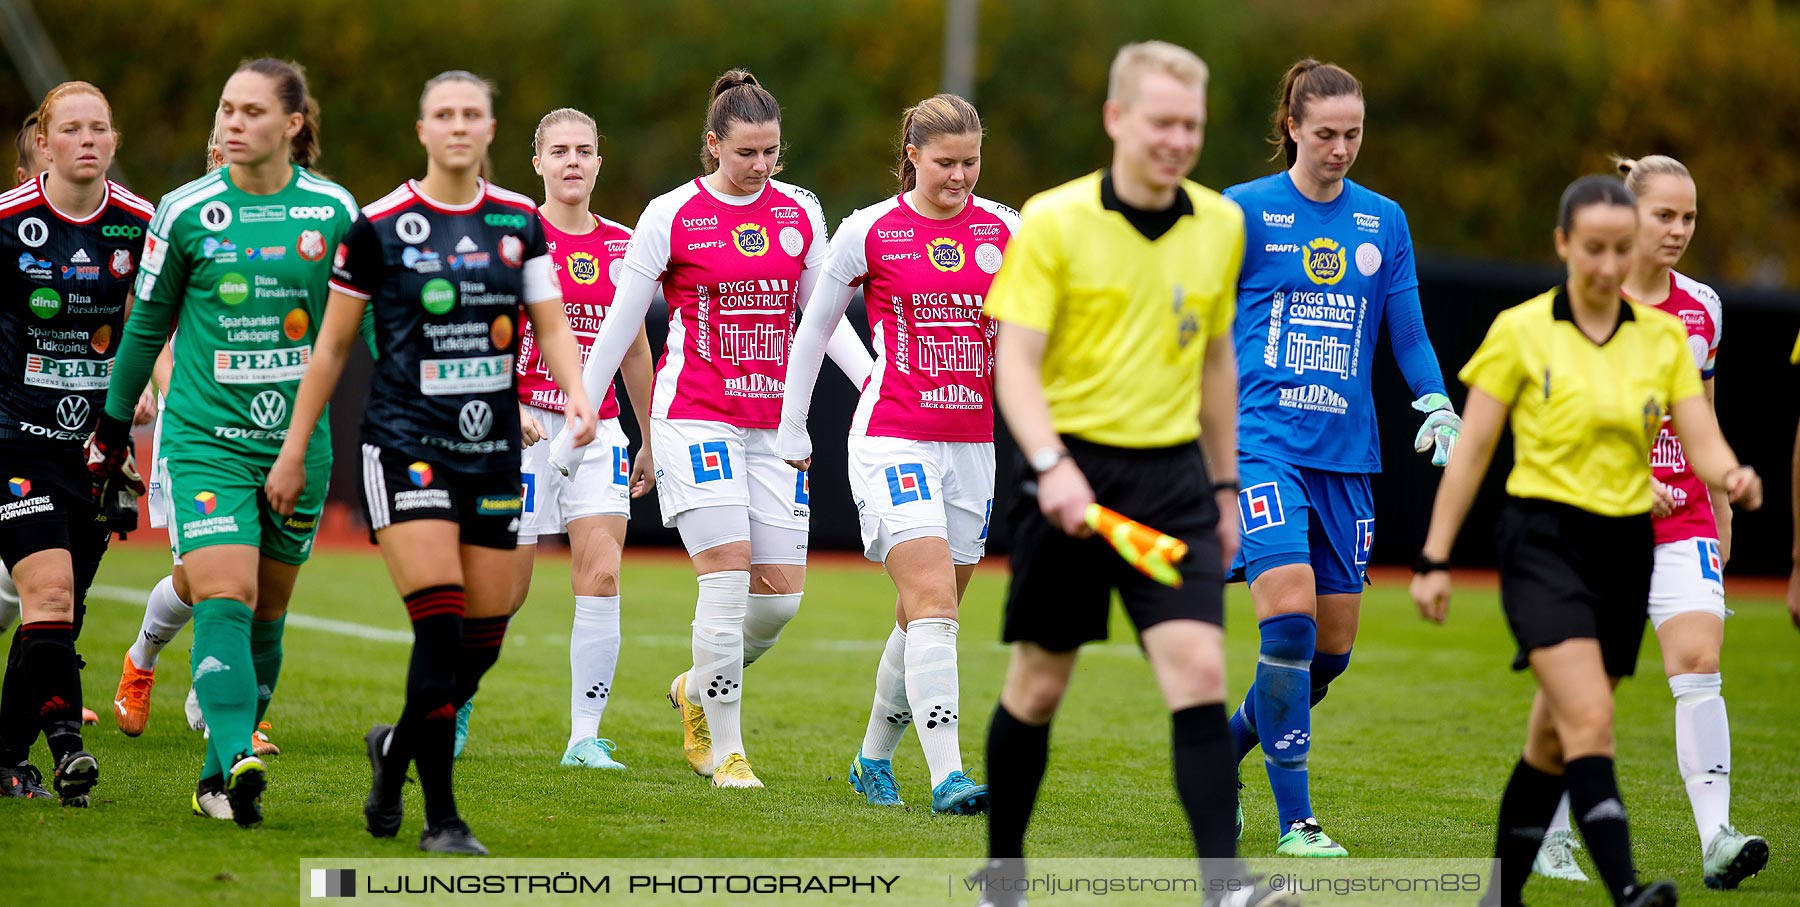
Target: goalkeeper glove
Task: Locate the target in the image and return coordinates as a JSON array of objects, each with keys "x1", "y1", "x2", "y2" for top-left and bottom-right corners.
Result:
[
  {"x1": 1411, "y1": 393, "x2": 1461, "y2": 467},
  {"x1": 101, "y1": 451, "x2": 145, "y2": 538},
  {"x1": 84, "y1": 413, "x2": 134, "y2": 483}
]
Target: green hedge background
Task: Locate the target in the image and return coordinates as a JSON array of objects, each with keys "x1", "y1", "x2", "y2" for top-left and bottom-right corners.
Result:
[{"x1": 7, "y1": 0, "x2": 1797, "y2": 284}]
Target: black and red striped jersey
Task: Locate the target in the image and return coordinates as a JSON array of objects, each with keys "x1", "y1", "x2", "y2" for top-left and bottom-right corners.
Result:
[
  {"x1": 0, "y1": 174, "x2": 154, "y2": 447},
  {"x1": 331, "y1": 179, "x2": 554, "y2": 472}
]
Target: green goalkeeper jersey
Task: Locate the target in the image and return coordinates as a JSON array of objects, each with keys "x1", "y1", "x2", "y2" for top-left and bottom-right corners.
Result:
[{"x1": 105, "y1": 164, "x2": 358, "y2": 468}]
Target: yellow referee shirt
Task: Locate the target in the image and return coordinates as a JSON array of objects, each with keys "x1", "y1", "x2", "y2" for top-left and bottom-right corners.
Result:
[
  {"x1": 984, "y1": 170, "x2": 1243, "y2": 448},
  {"x1": 1459, "y1": 287, "x2": 1706, "y2": 516}
]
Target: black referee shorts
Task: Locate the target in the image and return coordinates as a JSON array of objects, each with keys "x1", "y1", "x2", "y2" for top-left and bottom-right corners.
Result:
[
  {"x1": 1002, "y1": 436, "x2": 1224, "y2": 652},
  {"x1": 1496, "y1": 497, "x2": 1652, "y2": 677}
]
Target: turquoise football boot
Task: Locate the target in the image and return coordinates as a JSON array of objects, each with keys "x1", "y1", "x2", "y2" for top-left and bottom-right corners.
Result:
[
  {"x1": 848, "y1": 752, "x2": 903, "y2": 806},
  {"x1": 452, "y1": 700, "x2": 473, "y2": 759},
  {"x1": 561, "y1": 737, "x2": 627, "y2": 770},
  {"x1": 930, "y1": 770, "x2": 989, "y2": 815}
]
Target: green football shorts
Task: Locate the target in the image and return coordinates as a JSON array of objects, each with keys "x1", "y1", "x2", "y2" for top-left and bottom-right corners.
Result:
[{"x1": 158, "y1": 453, "x2": 328, "y2": 565}]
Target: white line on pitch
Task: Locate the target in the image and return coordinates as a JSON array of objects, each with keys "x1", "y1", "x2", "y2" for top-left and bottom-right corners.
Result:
[
  {"x1": 86, "y1": 584, "x2": 1142, "y2": 657},
  {"x1": 88, "y1": 584, "x2": 413, "y2": 643}
]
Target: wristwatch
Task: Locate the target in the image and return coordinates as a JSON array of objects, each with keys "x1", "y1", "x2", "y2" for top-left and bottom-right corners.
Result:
[
  {"x1": 1412, "y1": 551, "x2": 1451, "y2": 575},
  {"x1": 1028, "y1": 446, "x2": 1071, "y2": 475}
]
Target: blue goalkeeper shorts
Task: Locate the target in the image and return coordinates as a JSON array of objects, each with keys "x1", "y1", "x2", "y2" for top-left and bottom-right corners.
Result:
[{"x1": 1229, "y1": 450, "x2": 1374, "y2": 595}]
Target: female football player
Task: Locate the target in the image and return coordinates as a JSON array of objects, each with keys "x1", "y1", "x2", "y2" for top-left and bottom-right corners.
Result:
[
  {"x1": 91, "y1": 59, "x2": 357, "y2": 824},
  {"x1": 505, "y1": 107, "x2": 654, "y2": 770},
  {"x1": 547, "y1": 68, "x2": 870, "y2": 789},
  {"x1": 268, "y1": 70, "x2": 593, "y2": 855},
  {"x1": 777, "y1": 94, "x2": 1011, "y2": 815},
  {"x1": 1223, "y1": 59, "x2": 1458, "y2": 856},
  {"x1": 0, "y1": 81, "x2": 152, "y2": 805},
  {"x1": 1533, "y1": 156, "x2": 1767, "y2": 890},
  {"x1": 1411, "y1": 174, "x2": 1761, "y2": 907}
]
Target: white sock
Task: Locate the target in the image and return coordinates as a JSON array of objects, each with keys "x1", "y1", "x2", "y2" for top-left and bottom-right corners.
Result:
[
  {"x1": 127, "y1": 575, "x2": 192, "y2": 671},
  {"x1": 0, "y1": 566, "x2": 18, "y2": 634},
  {"x1": 1671, "y1": 672, "x2": 1731, "y2": 853},
  {"x1": 905, "y1": 617, "x2": 964, "y2": 787},
  {"x1": 743, "y1": 592, "x2": 802, "y2": 666},
  {"x1": 859, "y1": 624, "x2": 910, "y2": 761},
  {"x1": 568, "y1": 595, "x2": 621, "y2": 750},
  {"x1": 1547, "y1": 792, "x2": 1573, "y2": 833},
  {"x1": 686, "y1": 571, "x2": 749, "y2": 768}
]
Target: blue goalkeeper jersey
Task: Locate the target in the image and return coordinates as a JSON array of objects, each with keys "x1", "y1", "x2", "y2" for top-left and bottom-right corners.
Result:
[{"x1": 1225, "y1": 172, "x2": 1442, "y2": 473}]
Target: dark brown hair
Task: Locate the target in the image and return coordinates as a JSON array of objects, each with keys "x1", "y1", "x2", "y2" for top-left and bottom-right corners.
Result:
[
  {"x1": 897, "y1": 94, "x2": 982, "y2": 191},
  {"x1": 1268, "y1": 59, "x2": 1362, "y2": 167},
  {"x1": 233, "y1": 58, "x2": 321, "y2": 168},
  {"x1": 702, "y1": 68, "x2": 782, "y2": 175},
  {"x1": 1558, "y1": 174, "x2": 1636, "y2": 234},
  {"x1": 15, "y1": 113, "x2": 39, "y2": 180}
]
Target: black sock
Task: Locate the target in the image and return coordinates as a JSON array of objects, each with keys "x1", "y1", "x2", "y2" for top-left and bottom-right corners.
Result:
[
  {"x1": 1175, "y1": 705, "x2": 1250, "y2": 888},
  {"x1": 0, "y1": 628, "x2": 34, "y2": 766},
  {"x1": 1172, "y1": 703, "x2": 1246, "y2": 884},
  {"x1": 418, "y1": 615, "x2": 509, "y2": 827},
  {"x1": 985, "y1": 704, "x2": 1050, "y2": 860},
  {"x1": 395, "y1": 586, "x2": 464, "y2": 827},
  {"x1": 1491, "y1": 757, "x2": 1566, "y2": 907},
  {"x1": 1567, "y1": 755, "x2": 1639, "y2": 903},
  {"x1": 19, "y1": 622, "x2": 82, "y2": 764},
  {"x1": 448, "y1": 616, "x2": 509, "y2": 710}
]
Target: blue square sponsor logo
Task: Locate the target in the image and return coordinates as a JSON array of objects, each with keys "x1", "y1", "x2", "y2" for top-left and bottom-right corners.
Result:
[
  {"x1": 1697, "y1": 538, "x2": 1722, "y2": 583},
  {"x1": 795, "y1": 470, "x2": 810, "y2": 505},
  {"x1": 689, "y1": 441, "x2": 732, "y2": 483},
  {"x1": 885, "y1": 463, "x2": 931, "y2": 505},
  {"x1": 1238, "y1": 482, "x2": 1286, "y2": 534},
  {"x1": 520, "y1": 472, "x2": 536, "y2": 514},
  {"x1": 612, "y1": 447, "x2": 630, "y2": 486},
  {"x1": 1354, "y1": 518, "x2": 1375, "y2": 567}
]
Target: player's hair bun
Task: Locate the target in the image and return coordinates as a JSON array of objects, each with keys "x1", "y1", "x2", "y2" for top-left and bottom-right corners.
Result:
[
  {"x1": 701, "y1": 69, "x2": 782, "y2": 175},
  {"x1": 712, "y1": 69, "x2": 760, "y2": 98}
]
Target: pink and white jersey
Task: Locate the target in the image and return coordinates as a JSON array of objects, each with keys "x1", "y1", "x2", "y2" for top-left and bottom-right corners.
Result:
[
  {"x1": 1646, "y1": 269, "x2": 1723, "y2": 545},
  {"x1": 831, "y1": 194, "x2": 1018, "y2": 442},
  {"x1": 626, "y1": 178, "x2": 827, "y2": 427},
  {"x1": 516, "y1": 213, "x2": 633, "y2": 418}
]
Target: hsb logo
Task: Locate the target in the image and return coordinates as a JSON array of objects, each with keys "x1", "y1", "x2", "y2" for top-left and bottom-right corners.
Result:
[
  {"x1": 732, "y1": 224, "x2": 768, "y2": 257},
  {"x1": 926, "y1": 238, "x2": 965, "y2": 273}
]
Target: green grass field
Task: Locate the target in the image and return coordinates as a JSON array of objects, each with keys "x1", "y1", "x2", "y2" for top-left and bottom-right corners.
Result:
[{"x1": 4, "y1": 544, "x2": 1795, "y2": 906}]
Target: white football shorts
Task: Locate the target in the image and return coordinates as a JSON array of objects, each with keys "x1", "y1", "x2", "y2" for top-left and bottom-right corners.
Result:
[
  {"x1": 1647, "y1": 537, "x2": 1729, "y2": 630},
  {"x1": 846, "y1": 435, "x2": 994, "y2": 566},
  {"x1": 519, "y1": 408, "x2": 632, "y2": 544},
  {"x1": 650, "y1": 418, "x2": 810, "y2": 532}
]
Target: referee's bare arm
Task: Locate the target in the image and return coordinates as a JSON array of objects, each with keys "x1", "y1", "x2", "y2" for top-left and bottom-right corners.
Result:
[
  {"x1": 1667, "y1": 395, "x2": 1762, "y2": 511},
  {"x1": 1197, "y1": 331, "x2": 1239, "y2": 569},
  {"x1": 1411, "y1": 387, "x2": 1509, "y2": 623},
  {"x1": 995, "y1": 322, "x2": 1095, "y2": 538}
]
